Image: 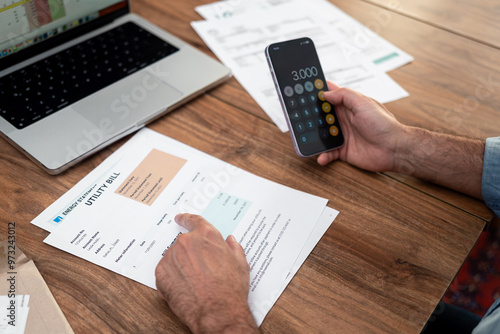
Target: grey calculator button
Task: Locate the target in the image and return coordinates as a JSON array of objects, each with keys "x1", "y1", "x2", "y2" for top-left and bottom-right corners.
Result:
[
  {"x1": 284, "y1": 86, "x2": 294, "y2": 97},
  {"x1": 304, "y1": 81, "x2": 314, "y2": 92},
  {"x1": 294, "y1": 83, "x2": 304, "y2": 94}
]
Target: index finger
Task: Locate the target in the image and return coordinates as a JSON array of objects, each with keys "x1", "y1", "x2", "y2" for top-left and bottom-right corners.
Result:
[{"x1": 174, "y1": 213, "x2": 210, "y2": 232}]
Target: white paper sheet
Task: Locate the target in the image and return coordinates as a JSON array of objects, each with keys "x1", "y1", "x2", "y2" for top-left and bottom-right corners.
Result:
[
  {"x1": 33, "y1": 128, "x2": 339, "y2": 326},
  {"x1": 196, "y1": 0, "x2": 413, "y2": 72},
  {"x1": 192, "y1": 0, "x2": 409, "y2": 131},
  {"x1": 250, "y1": 206, "x2": 339, "y2": 319}
]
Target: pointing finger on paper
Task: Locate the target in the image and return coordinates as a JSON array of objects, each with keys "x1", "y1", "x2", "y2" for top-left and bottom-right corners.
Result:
[
  {"x1": 174, "y1": 213, "x2": 210, "y2": 232},
  {"x1": 174, "y1": 213, "x2": 247, "y2": 264}
]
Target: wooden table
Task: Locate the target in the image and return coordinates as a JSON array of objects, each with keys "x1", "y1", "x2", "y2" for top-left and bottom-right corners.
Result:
[{"x1": 1, "y1": 0, "x2": 498, "y2": 333}]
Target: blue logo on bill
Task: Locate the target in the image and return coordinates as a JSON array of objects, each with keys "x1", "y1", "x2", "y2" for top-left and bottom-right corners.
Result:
[{"x1": 53, "y1": 216, "x2": 64, "y2": 223}]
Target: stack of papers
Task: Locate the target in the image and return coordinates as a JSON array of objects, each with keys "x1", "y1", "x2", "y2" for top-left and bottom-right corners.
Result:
[
  {"x1": 32, "y1": 128, "x2": 339, "y2": 326},
  {"x1": 192, "y1": 0, "x2": 413, "y2": 131}
]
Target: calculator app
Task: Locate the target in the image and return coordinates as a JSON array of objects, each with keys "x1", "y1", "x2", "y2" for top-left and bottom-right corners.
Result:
[{"x1": 267, "y1": 37, "x2": 344, "y2": 156}]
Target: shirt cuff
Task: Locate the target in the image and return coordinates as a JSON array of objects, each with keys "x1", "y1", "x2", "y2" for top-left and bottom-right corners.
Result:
[{"x1": 482, "y1": 137, "x2": 500, "y2": 218}]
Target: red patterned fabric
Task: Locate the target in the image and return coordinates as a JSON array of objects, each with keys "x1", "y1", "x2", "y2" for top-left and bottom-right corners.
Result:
[{"x1": 444, "y1": 219, "x2": 500, "y2": 316}]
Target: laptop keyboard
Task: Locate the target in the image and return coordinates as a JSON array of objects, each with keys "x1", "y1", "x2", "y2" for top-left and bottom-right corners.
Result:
[{"x1": 0, "y1": 22, "x2": 179, "y2": 129}]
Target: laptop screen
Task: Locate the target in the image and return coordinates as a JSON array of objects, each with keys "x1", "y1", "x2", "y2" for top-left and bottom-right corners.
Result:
[{"x1": 0, "y1": 0, "x2": 128, "y2": 68}]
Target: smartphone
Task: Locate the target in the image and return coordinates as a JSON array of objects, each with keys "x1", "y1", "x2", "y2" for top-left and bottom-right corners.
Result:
[{"x1": 265, "y1": 37, "x2": 344, "y2": 157}]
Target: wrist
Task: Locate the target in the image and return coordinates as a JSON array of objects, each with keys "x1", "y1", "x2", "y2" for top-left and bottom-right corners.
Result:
[
  {"x1": 191, "y1": 304, "x2": 258, "y2": 334},
  {"x1": 391, "y1": 125, "x2": 428, "y2": 175}
]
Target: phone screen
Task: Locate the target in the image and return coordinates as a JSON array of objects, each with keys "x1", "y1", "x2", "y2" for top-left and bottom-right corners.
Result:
[{"x1": 266, "y1": 37, "x2": 344, "y2": 156}]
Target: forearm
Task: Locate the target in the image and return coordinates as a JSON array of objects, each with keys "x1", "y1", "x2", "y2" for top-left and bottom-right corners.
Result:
[{"x1": 392, "y1": 126, "x2": 485, "y2": 199}]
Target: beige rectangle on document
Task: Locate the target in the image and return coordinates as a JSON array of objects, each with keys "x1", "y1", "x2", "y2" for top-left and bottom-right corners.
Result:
[{"x1": 115, "y1": 149, "x2": 187, "y2": 206}]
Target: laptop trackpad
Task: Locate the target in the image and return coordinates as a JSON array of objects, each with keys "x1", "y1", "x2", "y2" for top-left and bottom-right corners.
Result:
[{"x1": 73, "y1": 71, "x2": 182, "y2": 134}]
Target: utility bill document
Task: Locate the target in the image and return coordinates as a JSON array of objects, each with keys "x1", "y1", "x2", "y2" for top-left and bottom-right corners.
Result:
[{"x1": 31, "y1": 128, "x2": 339, "y2": 326}]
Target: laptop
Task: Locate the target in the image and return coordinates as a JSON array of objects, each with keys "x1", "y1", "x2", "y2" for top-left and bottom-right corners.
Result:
[{"x1": 0, "y1": 0, "x2": 231, "y2": 175}]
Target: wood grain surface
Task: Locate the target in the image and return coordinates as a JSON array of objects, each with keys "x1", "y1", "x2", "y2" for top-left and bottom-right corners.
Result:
[
  {"x1": 363, "y1": 0, "x2": 500, "y2": 49},
  {"x1": 1, "y1": 0, "x2": 497, "y2": 333}
]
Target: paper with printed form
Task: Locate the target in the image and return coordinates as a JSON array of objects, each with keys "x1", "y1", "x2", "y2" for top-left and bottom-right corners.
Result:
[
  {"x1": 195, "y1": 0, "x2": 413, "y2": 72},
  {"x1": 32, "y1": 128, "x2": 339, "y2": 326}
]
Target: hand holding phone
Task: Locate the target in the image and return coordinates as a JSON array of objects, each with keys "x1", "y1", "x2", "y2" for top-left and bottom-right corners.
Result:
[{"x1": 265, "y1": 37, "x2": 344, "y2": 156}]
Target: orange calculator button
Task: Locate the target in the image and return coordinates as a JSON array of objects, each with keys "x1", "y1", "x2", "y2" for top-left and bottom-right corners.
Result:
[
  {"x1": 318, "y1": 90, "x2": 325, "y2": 101},
  {"x1": 314, "y1": 79, "x2": 324, "y2": 90},
  {"x1": 322, "y1": 102, "x2": 332, "y2": 113},
  {"x1": 329, "y1": 125, "x2": 339, "y2": 136}
]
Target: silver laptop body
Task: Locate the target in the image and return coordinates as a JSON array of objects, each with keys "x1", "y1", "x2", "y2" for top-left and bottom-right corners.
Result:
[{"x1": 0, "y1": 1, "x2": 231, "y2": 174}]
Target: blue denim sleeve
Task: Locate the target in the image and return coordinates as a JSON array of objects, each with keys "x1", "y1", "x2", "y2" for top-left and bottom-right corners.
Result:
[
  {"x1": 481, "y1": 136, "x2": 500, "y2": 218},
  {"x1": 473, "y1": 299, "x2": 500, "y2": 334},
  {"x1": 472, "y1": 137, "x2": 500, "y2": 333}
]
